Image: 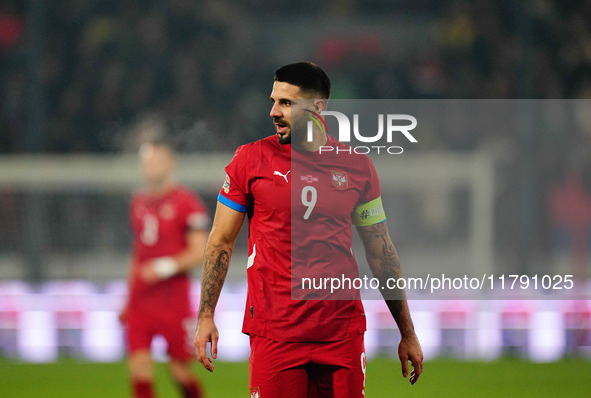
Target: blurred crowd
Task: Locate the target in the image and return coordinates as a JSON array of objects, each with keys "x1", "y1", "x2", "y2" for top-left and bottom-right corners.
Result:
[{"x1": 1, "y1": 0, "x2": 591, "y2": 154}]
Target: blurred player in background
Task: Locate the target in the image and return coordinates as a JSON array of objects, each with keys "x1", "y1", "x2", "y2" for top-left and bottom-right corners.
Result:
[
  {"x1": 121, "y1": 140, "x2": 209, "y2": 398},
  {"x1": 194, "y1": 62, "x2": 423, "y2": 397}
]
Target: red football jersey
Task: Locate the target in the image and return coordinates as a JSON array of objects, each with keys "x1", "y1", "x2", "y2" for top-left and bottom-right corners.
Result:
[
  {"x1": 129, "y1": 185, "x2": 209, "y2": 312},
  {"x1": 219, "y1": 135, "x2": 384, "y2": 342}
]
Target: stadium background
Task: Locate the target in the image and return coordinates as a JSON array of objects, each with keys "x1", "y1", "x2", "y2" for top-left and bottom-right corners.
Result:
[{"x1": 1, "y1": 0, "x2": 591, "y2": 396}]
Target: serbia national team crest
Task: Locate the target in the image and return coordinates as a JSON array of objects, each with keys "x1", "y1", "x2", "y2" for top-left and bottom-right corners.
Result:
[
  {"x1": 250, "y1": 387, "x2": 261, "y2": 398},
  {"x1": 330, "y1": 169, "x2": 348, "y2": 190}
]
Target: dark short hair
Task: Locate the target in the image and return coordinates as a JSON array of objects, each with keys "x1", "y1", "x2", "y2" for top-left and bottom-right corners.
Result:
[{"x1": 274, "y1": 62, "x2": 331, "y2": 99}]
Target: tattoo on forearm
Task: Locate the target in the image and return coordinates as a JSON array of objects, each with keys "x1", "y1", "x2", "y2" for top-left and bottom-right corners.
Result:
[
  {"x1": 359, "y1": 222, "x2": 414, "y2": 335},
  {"x1": 358, "y1": 223, "x2": 401, "y2": 280},
  {"x1": 199, "y1": 248, "x2": 231, "y2": 316}
]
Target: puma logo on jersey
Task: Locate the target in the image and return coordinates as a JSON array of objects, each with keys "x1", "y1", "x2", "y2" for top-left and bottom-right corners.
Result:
[{"x1": 273, "y1": 170, "x2": 290, "y2": 182}]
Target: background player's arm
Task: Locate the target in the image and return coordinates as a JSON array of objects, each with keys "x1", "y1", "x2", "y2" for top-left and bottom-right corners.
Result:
[
  {"x1": 139, "y1": 229, "x2": 209, "y2": 284},
  {"x1": 119, "y1": 256, "x2": 135, "y2": 323},
  {"x1": 194, "y1": 201, "x2": 245, "y2": 372},
  {"x1": 357, "y1": 222, "x2": 424, "y2": 384},
  {"x1": 173, "y1": 229, "x2": 210, "y2": 272}
]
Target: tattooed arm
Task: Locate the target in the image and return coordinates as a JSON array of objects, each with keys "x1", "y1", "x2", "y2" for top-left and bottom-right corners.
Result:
[
  {"x1": 357, "y1": 222, "x2": 424, "y2": 384},
  {"x1": 195, "y1": 201, "x2": 245, "y2": 372}
]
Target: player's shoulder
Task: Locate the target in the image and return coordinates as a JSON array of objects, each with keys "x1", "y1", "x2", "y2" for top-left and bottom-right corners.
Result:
[
  {"x1": 170, "y1": 184, "x2": 192, "y2": 198},
  {"x1": 326, "y1": 135, "x2": 375, "y2": 170},
  {"x1": 230, "y1": 135, "x2": 280, "y2": 162},
  {"x1": 238, "y1": 135, "x2": 279, "y2": 152},
  {"x1": 130, "y1": 188, "x2": 149, "y2": 204}
]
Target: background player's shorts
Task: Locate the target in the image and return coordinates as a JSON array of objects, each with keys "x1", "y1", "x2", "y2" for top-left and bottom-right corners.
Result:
[
  {"x1": 126, "y1": 308, "x2": 195, "y2": 361},
  {"x1": 249, "y1": 334, "x2": 366, "y2": 398}
]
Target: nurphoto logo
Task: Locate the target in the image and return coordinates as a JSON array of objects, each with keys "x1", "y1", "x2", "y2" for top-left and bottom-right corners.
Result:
[{"x1": 304, "y1": 109, "x2": 418, "y2": 155}]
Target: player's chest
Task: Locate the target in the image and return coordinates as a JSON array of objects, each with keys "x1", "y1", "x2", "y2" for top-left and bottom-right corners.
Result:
[
  {"x1": 250, "y1": 157, "x2": 361, "y2": 221},
  {"x1": 132, "y1": 199, "x2": 182, "y2": 234}
]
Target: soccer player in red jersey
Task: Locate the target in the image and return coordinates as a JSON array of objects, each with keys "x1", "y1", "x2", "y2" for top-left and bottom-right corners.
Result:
[
  {"x1": 194, "y1": 62, "x2": 423, "y2": 397},
  {"x1": 122, "y1": 140, "x2": 209, "y2": 398}
]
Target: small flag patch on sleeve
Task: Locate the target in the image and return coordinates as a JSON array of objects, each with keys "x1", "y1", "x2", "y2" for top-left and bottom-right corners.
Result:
[{"x1": 222, "y1": 174, "x2": 231, "y2": 193}]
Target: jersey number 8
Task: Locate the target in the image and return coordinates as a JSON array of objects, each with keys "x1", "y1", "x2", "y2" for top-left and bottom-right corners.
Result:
[{"x1": 141, "y1": 214, "x2": 159, "y2": 245}]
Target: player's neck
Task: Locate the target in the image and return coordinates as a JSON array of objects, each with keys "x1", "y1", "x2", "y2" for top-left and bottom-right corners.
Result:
[
  {"x1": 146, "y1": 179, "x2": 175, "y2": 197},
  {"x1": 292, "y1": 128, "x2": 327, "y2": 153}
]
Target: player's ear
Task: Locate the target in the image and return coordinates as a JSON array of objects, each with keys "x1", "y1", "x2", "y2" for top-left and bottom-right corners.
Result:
[{"x1": 314, "y1": 99, "x2": 327, "y2": 112}]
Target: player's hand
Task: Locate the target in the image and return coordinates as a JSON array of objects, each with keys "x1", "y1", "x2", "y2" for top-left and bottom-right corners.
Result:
[
  {"x1": 194, "y1": 316, "x2": 219, "y2": 372},
  {"x1": 398, "y1": 334, "x2": 423, "y2": 385},
  {"x1": 139, "y1": 263, "x2": 163, "y2": 285}
]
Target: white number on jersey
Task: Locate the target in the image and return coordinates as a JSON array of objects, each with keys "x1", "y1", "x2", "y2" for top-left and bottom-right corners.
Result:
[
  {"x1": 301, "y1": 186, "x2": 317, "y2": 220},
  {"x1": 140, "y1": 214, "x2": 159, "y2": 245}
]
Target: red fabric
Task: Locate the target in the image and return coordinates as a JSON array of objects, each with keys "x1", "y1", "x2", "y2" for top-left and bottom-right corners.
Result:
[
  {"x1": 132, "y1": 380, "x2": 154, "y2": 398},
  {"x1": 126, "y1": 185, "x2": 208, "y2": 359},
  {"x1": 249, "y1": 334, "x2": 366, "y2": 398},
  {"x1": 549, "y1": 172, "x2": 591, "y2": 276},
  {"x1": 220, "y1": 135, "x2": 382, "y2": 343},
  {"x1": 179, "y1": 379, "x2": 203, "y2": 398},
  {"x1": 126, "y1": 309, "x2": 194, "y2": 361},
  {"x1": 549, "y1": 173, "x2": 591, "y2": 227},
  {"x1": 0, "y1": 15, "x2": 23, "y2": 48},
  {"x1": 128, "y1": 185, "x2": 208, "y2": 316}
]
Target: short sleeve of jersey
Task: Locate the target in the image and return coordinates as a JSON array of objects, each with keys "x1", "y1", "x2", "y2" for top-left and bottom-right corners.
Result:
[
  {"x1": 352, "y1": 157, "x2": 387, "y2": 227},
  {"x1": 184, "y1": 192, "x2": 211, "y2": 230},
  {"x1": 218, "y1": 145, "x2": 251, "y2": 213}
]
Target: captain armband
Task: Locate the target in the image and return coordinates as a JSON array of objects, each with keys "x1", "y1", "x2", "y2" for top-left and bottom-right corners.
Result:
[{"x1": 352, "y1": 196, "x2": 387, "y2": 227}]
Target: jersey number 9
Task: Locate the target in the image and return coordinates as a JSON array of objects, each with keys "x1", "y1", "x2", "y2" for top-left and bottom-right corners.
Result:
[{"x1": 301, "y1": 186, "x2": 317, "y2": 220}]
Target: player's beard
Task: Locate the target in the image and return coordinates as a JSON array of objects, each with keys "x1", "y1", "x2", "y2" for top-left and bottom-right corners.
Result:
[
  {"x1": 274, "y1": 117, "x2": 291, "y2": 144},
  {"x1": 277, "y1": 130, "x2": 291, "y2": 144},
  {"x1": 287, "y1": 113, "x2": 311, "y2": 148}
]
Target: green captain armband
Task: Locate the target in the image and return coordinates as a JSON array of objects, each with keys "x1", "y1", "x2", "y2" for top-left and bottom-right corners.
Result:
[{"x1": 352, "y1": 196, "x2": 387, "y2": 226}]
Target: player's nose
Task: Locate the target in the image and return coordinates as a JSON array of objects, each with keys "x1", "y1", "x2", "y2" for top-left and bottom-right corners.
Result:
[{"x1": 270, "y1": 103, "x2": 282, "y2": 118}]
